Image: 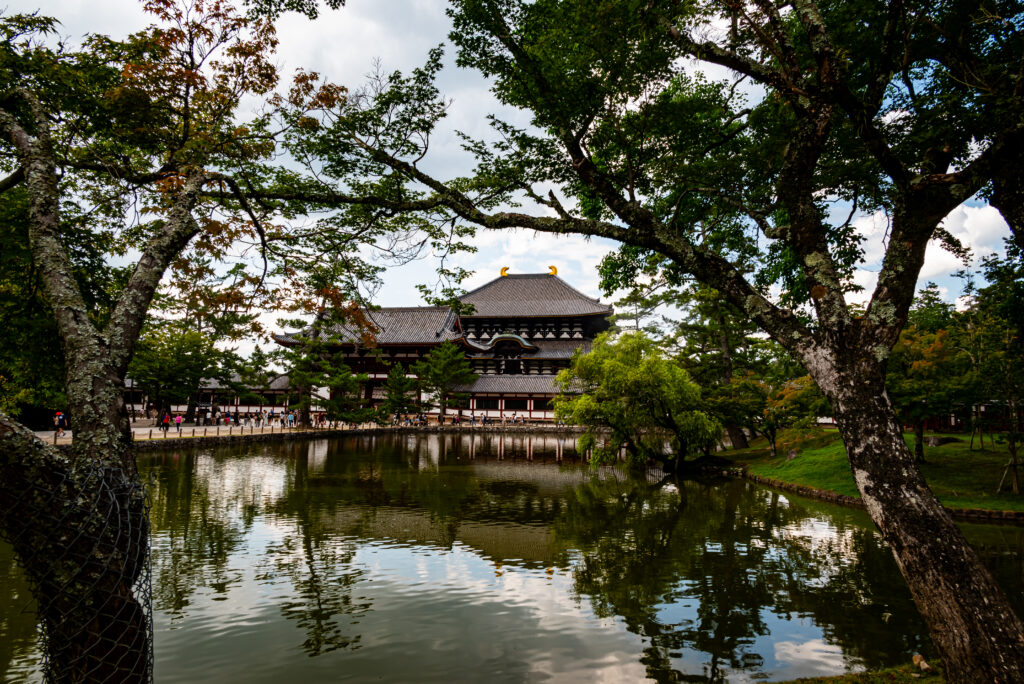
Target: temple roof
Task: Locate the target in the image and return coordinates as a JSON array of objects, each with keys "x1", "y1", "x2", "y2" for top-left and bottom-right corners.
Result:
[
  {"x1": 274, "y1": 307, "x2": 461, "y2": 346},
  {"x1": 459, "y1": 273, "x2": 612, "y2": 318},
  {"x1": 457, "y1": 375, "x2": 560, "y2": 395},
  {"x1": 466, "y1": 339, "x2": 590, "y2": 359}
]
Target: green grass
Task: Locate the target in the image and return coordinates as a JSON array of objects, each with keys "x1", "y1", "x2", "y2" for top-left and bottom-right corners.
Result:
[
  {"x1": 779, "y1": 662, "x2": 943, "y2": 683},
  {"x1": 727, "y1": 428, "x2": 1024, "y2": 513}
]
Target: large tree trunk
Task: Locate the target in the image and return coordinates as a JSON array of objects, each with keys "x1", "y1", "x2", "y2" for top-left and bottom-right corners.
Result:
[
  {"x1": 725, "y1": 425, "x2": 749, "y2": 450},
  {"x1": 990, "y1": 138, "x2": 1024, "y2": 255},
  {"x1": 830, "y1": 374, "x2": 1024, "y2": 682},
  {"x1": 0, "y1": 413, "x2": 150, "y2": 684},
  {"x1": 0, "y1": 102, "x2": 205, "y2": 682},
  {"x1": 914, "y1": 418, "x2": 926, "y2": 463}
]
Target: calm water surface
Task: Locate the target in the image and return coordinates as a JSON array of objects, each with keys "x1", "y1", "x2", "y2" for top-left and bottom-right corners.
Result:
[{"x1": 3, "y1": 432, "x2": 1023, "y2": 682}]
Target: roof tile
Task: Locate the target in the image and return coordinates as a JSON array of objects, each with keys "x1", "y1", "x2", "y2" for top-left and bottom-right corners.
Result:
[{"x1": 460, "y1": 274, "x2": 612, "y2": 317}]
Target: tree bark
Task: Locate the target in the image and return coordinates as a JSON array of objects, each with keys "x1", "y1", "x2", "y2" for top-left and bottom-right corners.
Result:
[
  {"x1": 0, "y1": 414, "x2": 149, "y2": 684},
  {"x1": 830, "y1": 373, "x2": 1024, "y2": 683},
  {"x1": 914, "y1": 418, "x2": 926, "y2": 463},
  {"x1": 726, "y1": 425, "x2": 749, "y2": 450},
  {"x1": 1, "y1": 95, "x2": 203, "y2": 682}
]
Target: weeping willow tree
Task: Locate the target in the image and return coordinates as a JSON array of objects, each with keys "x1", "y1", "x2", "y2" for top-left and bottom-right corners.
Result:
[{"x1": 554, "y1": 332, "x2": 720, "y2": 471}]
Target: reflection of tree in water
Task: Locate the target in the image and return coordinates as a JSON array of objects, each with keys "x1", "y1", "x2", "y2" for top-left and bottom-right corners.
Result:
[
  {"x1": 554, "y1": 475, "x2": 931, "y2": 682},
  {"x1": 258, "y1": 444, "x2": 373, "y2": 656},
  {"x1": 257, "y1": 525, "x2": 368, "y2": 655},
  {"x1": 0, "y1": 541, "x2": 42, "y2": 679},
  {"x1": 146, "y1": 450, "x2": 254, "y2": 619}
]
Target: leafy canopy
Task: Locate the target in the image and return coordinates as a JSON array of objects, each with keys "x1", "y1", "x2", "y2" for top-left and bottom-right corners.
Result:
[{"x1": 554, "y1": 331, "x2": 720, "y2": 468}]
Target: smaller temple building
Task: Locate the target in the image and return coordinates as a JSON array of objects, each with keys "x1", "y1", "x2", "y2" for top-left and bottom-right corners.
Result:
[{"x1": 273, "y1": 268, "x2": 613, "y2": 421}]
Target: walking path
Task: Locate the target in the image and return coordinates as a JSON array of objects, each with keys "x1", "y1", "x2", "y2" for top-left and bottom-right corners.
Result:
[
  {"x1": 35, "y1": 423, "x2": 371, "y2": 446},
  {"x1": 35, "y1": 422, "x2": 582, "y2": 446}
]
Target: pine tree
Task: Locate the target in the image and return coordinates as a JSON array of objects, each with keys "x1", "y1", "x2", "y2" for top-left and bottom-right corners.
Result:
[
  {"x1": 379, "y1": 363, "x2": 420, "y2": 420},
  {"x1": 411, "y1": 342, "x2": 477, "y2": 419}
]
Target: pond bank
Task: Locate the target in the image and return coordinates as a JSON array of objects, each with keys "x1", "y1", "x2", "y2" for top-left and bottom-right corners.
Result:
[
  {"x1": 741, "y1": 471, "x2": 1024, "y2": 525},
  {"x1": 45, "y1": 423, "x2": 589, "y2": 452},
  {"x1": 729, "y1": 429, "x2": 1024, "y2": 525},
  {"x1": 50, "y1": 424, "x2": 1024, "y2": 525}
]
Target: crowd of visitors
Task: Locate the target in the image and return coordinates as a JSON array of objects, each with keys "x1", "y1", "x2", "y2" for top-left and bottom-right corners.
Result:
[
  {"x1": 152, "y1": 409, "x2": 308, "y2": 430},
  {"x1": 391, "y1": 412, "x2": 532, "y2": 427},
  {"x1": 52, "y1": 406, "x2": 540, "y2": 437}
]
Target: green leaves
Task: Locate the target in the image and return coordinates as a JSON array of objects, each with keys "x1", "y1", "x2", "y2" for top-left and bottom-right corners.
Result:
[
  {"x1": 554, "y1": 331, "x2": 720, "y2": 467},
  {"x1": 128, "y1": 325, "x2": 228, "y2": 409},
  {"x1": 410, "y1": 341, "x2": 476, "y2": 415}
]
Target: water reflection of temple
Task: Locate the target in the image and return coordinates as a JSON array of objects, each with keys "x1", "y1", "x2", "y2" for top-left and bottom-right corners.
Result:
[{"x1": 67, "y1": 435, "x2": 1024, "y2": 682}]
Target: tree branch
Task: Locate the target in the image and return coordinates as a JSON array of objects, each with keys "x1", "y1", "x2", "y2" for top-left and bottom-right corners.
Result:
[
  {"x1": 105, "y1": 172, "x2": 206, "y2": 376},
  {"x1": 0, "y1": 165, "x2": 24, "y2": 193},
  {"x1": 0, "y1": 95, "x2": 99, "y2": 354}
]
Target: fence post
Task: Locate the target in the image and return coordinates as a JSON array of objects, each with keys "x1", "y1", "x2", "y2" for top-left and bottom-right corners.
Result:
[{"x1": 149, "y1": 429, "x2": 153, "y2": 440}]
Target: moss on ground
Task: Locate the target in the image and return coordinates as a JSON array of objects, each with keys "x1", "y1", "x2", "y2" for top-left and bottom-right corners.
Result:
[
  {"x1": 779, "y1": 662, "x2": 943, "y2": 683},
  {"x1": 727, "y1": 428, "x2": 1024, "y2": 513}
]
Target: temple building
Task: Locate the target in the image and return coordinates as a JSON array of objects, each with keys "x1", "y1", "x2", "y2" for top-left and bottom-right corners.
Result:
[{"x1": 273, "y1": 268, "x2": 613, "y2": 421}]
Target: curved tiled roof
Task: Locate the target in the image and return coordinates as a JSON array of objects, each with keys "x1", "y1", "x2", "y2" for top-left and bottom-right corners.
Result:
[
  {"x1": 528, "y1": 339, "x2": 592, "y2": 359},
  {"x1": 460, "y1": 274, "x2": 612, "y2": 317},
  {"x1": 276, "y1": 307, "x2": 462, "y2": 346},
  {"x1": 466, "y1": 339, "x2": 590, "y2": 360},
  {"x1": 456, "y1": 375, "x2": 560, "y2": 394}
]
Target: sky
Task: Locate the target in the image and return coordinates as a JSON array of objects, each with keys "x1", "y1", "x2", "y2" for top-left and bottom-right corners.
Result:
[{"x1": 18, "y1": 1, "x2": 1014, "y2": 324}]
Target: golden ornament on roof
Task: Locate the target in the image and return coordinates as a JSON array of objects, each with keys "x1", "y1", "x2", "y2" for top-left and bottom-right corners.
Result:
[
  {"x1": 500, "y1": 267, "x2": 509, "y2": 276},
  {"x1": 548, "y1": 265, "x2": 558, "y2": 275}
]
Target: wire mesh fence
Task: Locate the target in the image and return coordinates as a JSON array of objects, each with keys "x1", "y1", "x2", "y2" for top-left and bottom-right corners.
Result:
[{"x1": 1, "y1": 463, "x2": 153, "y2": 683}]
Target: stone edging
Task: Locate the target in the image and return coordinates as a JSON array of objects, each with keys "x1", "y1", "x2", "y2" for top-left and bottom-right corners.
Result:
[
  {"x1": 131, "y1": 428, "x2": 353, "y2": 451},
  {"x1": 743, "y1": 472, "x2": 1024, "y2": 526},
  {"x1": 52, "y1": 424, "x2": 588, "y2": 453}
]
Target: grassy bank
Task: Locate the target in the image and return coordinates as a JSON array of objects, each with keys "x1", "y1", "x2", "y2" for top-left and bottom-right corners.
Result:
[
  {"x1": 781, "y1": 662, "x2": 942, "y2": 683},
  {"x1": 728, "y1": 428, "x2": 1024, "y2": 513}
]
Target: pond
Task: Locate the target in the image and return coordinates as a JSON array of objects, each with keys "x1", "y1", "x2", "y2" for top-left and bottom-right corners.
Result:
[{"x1": 2, "y1": 432, "x2": 1023, "y2": 682}]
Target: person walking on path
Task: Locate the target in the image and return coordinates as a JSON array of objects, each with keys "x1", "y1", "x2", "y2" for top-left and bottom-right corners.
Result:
[
  {"x1": 161, "y1": 413, "x2": 171, "y2": 433},
  {"x1": 53, "y1": 411, "x2": 66, "y2": 438},
  {"x1": 175, "y1": 414, "x2": 182, "y2": 433}
]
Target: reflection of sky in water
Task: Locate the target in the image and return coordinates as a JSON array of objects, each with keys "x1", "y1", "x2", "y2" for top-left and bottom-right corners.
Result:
[
  {"x1": 12, "y1": 434, "x2": 1007, "y2": 682},
  {"x1": 153, "y1": 521, "x2": 655, "y2": 683},
  {"x1": 150, "y1": 509, "x2": 869, "y2": 682}
]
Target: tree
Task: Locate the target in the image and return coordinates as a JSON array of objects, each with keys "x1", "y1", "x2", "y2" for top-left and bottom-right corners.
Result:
[
  {"x1": 0, "y1": 2, "x2": 412, "y2": 677},
  {"x1": 128, "y1": 325, "x2": 229, "y2": 416},
  {"x1": 410, "y1": 341, "x2": 476, "y2": 419},
  {"x1": 554, "y1": 332, "x2": 720, "y2": 471},
  {"x1": 279, "y1": 310, "x2": 373, "y2": 426},
  {"x1": 599, "y1": 253, "x2": 764, "y2": 450},
  {"x1": 379, "y1": 363, "x2": 420, "y2": 420},
  {"x1": 234, "y1": 345, "x2": 278, "y2": 408},
  {"x1": 0, "y1": 160, "x2": 127, "y2": 427},
  {"x1": 973, "y1": 247, "x2": 1024, "y2": 493},
  {"x1": 268, "y1": 0, "x2": 1024, "y2": 676},
  {"x1": 887, "y1": 331, "x2": 960, "y2": 463}
]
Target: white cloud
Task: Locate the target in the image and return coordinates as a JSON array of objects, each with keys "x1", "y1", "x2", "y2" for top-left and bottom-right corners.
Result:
[
  {"x1": 938, "y1": 204, "x2": 1008, "y2": 260},
  {"x1": 773, "y1": 639, "x2": 849, "y2": 675},
  {"x1": 849, "y1": 203, "x2": 1009, "y2": 304},
  {"x1": 852, "y1": 211, "x2": 890, "y2": 266},
  {"x1": 846, "y1": 269, "x2": 879, "y2": 307}
]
